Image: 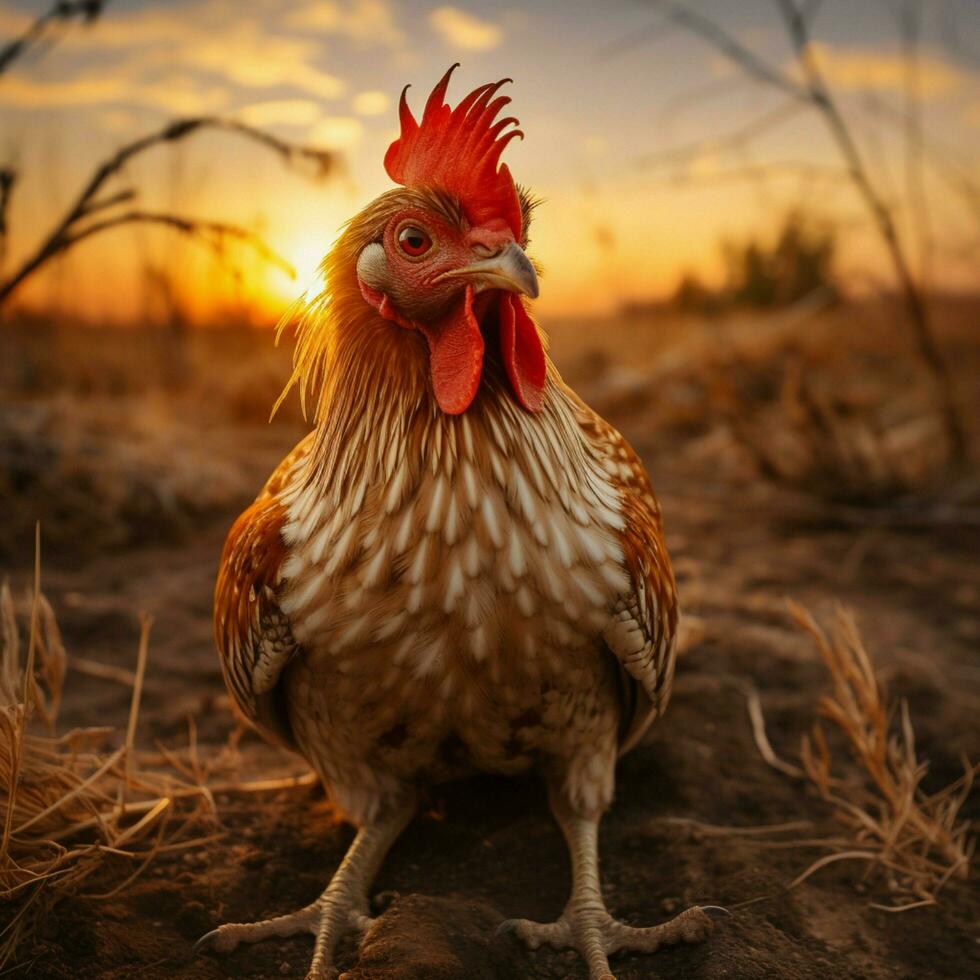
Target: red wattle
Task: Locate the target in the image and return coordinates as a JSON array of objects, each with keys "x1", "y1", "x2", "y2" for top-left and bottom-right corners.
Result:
[
  {"x1": 499, "y1": 293, "x2": 546, "y2": 413},
  {"x1": 418, "y1": 285, "x2": 485, "y2": 415}
]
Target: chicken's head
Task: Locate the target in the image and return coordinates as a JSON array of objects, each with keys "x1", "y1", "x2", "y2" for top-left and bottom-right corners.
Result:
[{"x1": 349, "y1": 65, "x2": 545, "y2": 415}]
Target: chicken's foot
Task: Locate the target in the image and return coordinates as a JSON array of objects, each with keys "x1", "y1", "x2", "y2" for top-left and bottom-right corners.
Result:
[
  {"x1": 499, "y1": 797, "x2": 725, "y2": 980},
  {"x1": 196, "y1": 797, "x2": 414, "y2": 980}
]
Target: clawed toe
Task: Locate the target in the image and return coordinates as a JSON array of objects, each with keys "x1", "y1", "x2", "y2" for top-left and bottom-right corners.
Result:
[
  {"x1": 195, "y1": 903, "x2": 320, "y2": 954},
  {"x1": 503, "y1": 904, "x2": 718, "y2": 980},
  {"x1": 701, "y1": 904, "x2": 732, "y2": 919},
  {"x1": 194, "y1": 899, "x2": 372, "y2": 971},
  {"x1": 193, "y1": 929, "x2": 221, "y2": 954},
  {"x1": 196, "y1": 805, "x2": 414, "y2": 977},
  {"x1": 607, "y1": 905, "x2": 715, "y2": 951}
]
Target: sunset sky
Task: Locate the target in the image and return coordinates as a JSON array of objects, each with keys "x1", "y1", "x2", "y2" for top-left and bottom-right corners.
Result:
[{"x1": 1, "y1": 0, "x2": 979, "y2": 321}]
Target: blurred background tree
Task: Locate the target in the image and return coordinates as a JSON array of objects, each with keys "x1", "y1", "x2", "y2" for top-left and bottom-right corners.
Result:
[
  {"x1": 623, "y1": 0, "x2": 976, "y2": 464},
  {"x1": 673, "y1": 210, "x2": 839, "y2": 312}
]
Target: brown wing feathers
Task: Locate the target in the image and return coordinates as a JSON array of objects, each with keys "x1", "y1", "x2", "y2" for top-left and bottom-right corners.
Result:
[
  {"x1": 578, "y1": 407, "x2": 678, "y2": 752},
  {"x1": 214, "y1": 493, "x2": 297, "y2": 748}
]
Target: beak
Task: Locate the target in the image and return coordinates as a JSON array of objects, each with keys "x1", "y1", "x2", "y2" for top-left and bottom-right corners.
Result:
[{"x1": 439, "y1": 241, "x2": 539, "y2": 299}]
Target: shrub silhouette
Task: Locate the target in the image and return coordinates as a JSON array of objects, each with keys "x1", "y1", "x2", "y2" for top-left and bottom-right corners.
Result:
[{"x1": 673, "y1": 211, "x2": 840, "y2": 312}]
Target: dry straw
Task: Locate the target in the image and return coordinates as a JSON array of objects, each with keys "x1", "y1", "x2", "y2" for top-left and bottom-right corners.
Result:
[
  {"x1": 0, "y1": 528, "x2": 315, "y2": 968},
  {"x1": 747, "y1": 601, "x2": 975, "y2": 910},
  {"x1": 0, "y1": 529, "x2": 316, "y2": 971},
  {"x1": 0, "y1": 531, "x2": 194, "y2": 965}
]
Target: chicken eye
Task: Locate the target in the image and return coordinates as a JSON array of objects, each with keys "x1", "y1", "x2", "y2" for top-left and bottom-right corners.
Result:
[{"x1": 397, "y1": 226, "x2": 432, "y2": 257}]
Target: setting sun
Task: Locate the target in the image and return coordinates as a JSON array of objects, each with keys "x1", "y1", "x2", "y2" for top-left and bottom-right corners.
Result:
[{"x1": 281, "y1": 229, "x2": 332, "y2": 297}]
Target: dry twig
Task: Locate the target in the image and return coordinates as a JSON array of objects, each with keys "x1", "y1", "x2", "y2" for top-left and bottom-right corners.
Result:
[
  {"x1": 633, "y1": 0, "x2": 967, "y2": 460},
  {"x1": 0, "y1": 1, "x2": 103, "y2": 77},
  {"x1": 0, "y1": 168, "x2": 14, "y2": 263},
  {"x1": 0, "y1": 117, "x2": 338, "y2": 308},
  {"x1": 0, "y1": 537, "x2": 209, "y2": 968},
  {"x1": 746, "y1": 601, "x2": 976, "y2": 909},
  {"x1": 0, "y1": 538, "x2": 321, "y2": 967}
]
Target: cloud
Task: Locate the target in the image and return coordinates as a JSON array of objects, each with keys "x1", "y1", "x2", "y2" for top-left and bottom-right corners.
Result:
[
  {"x1": 10, "y1": 0, "x2": 400, "y2": 52},
  {"x1": 238, "y1": 100, "x2": 322, "y2": 128},
  {"x1": 285, "y1": 0, "x2": 403, "y2": 47},
  {"x1": 351, "y1": 90, "x2": 389, "y2": 116},
  {"x1": 429, "y1": 6, "x2": 502, "y2": 51},
  {"x1": 307, "y1": 115, "x2": 364, "y2": 149},
  {"x1": 803, "y1": 42, "x2": 965, "y2": 97},
  {"x1": 0, "y1": 73, "x2": 228, "y2": 115},
  {"x1": 0, "y1": 0, "x2": 405, "y2": 117},
  {"x1": 176, "y1": 34, "x2": 344, "y2": 100},
  {"x1": 95, "y1": 14, "x2": 347, "y2": 102}
]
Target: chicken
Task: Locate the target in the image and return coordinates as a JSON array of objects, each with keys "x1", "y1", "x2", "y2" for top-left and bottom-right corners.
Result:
[{"x1": 198, "y1": 65, "x2": 721, "y2": 980}]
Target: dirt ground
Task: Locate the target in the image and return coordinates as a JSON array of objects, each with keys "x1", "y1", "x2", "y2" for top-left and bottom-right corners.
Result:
[{"x1": 3, "y1": 306, "x2": 979, "y2": 979}]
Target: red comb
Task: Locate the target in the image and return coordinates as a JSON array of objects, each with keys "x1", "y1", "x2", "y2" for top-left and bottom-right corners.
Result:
[{"x1": 384, "y1": 64, "x2": 524, "y2": 239}]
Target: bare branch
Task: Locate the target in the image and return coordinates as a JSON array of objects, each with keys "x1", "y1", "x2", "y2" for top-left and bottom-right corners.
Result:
[
  {"x1": 0, "y1": 168, "x2": 13, "y2": 265},
  {"x1": 61, "y1": 211, "x2": 295, "y2": 277},
  {"x1": 1, "y1": 213, "x2": 297, "y2": 315},
  {"x1": 198, "y1": 118, "x2": 337, "y2": 180},
  {"x1": 597, "y1": 16, "x2": 676, "y2": 61},
  {"x1": 897, "y1": 0, "x2": 933, "y2": 282},
  {"x1": 771, "y1": 0, "x2": 966, "y2": 459},
  {"x1": 0, "y1": 117, "x2": 340, "y2": 309},
  {"x1": 799, "y1": 0, "x2": 826, "y2": 30},
  {"x1": 55, "y1": 116, "x2": 336, "y2": 241},
  {"x1": 622, "y1": 0, "x2": 969, "y2": 462},
  {"x1": 856, "y1": 91, "x2": 980, "y2": 235},
  {"x1": 0, "y1": 210, "x2": 295, "y2": 308},
  {"x1": 658, "y1": 73, "x2": 755, "y2": 125},
  {"x1": 81, "y1": 188, "x2": 137, "y2": 218},
  {"x1": 637, "y1": 100, "x2": 806, "y2": 169},
  {"x1": 643, "y1": 0, "x2": 808, "y2": 100},
  {"x1": 773, "y1": 0, "x2": 813, "y2": 54},
  {"x1": 0, "y1": 1, "x2": 104, "y2": 76}
]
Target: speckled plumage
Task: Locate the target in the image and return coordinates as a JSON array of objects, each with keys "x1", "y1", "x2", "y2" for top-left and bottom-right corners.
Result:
[{"x1": 216, "y1": 341, "x2": 677, "y2": 817}]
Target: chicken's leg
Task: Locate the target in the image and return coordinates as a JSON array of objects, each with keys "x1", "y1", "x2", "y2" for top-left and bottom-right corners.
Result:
[
  {"x1": 501, "y1": 790, "x2": 722, "y2": 980},
  {"x1": 196, "y1": 796, "x2": 414, "y2": 980}
]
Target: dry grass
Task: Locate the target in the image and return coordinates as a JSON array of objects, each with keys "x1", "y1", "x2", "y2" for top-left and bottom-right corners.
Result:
[
  {"x1": 748, "y1": 602, "x2": 976, "y2": 911},
  {"x1": 555, "y1": 297, "x2": 978, "y2": 514},
  {"x1": 0, "y1": 538, "x2": 213, "y2": 967},
  {"x1": 0, "y1": 321, "x2": 309, "y2": 560},
  {"x1": 0, "y1": 532, "x2": 318, "y2": 969},
  {"x1": 0, "y1": 320, "x2": 297, "y2": 419},
  {"x1": 724, "y1": 353, "x2": 952, "y2": 506},
  {"x1": 0, "y1": 395, "x2": 260, "y2": 559}
]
